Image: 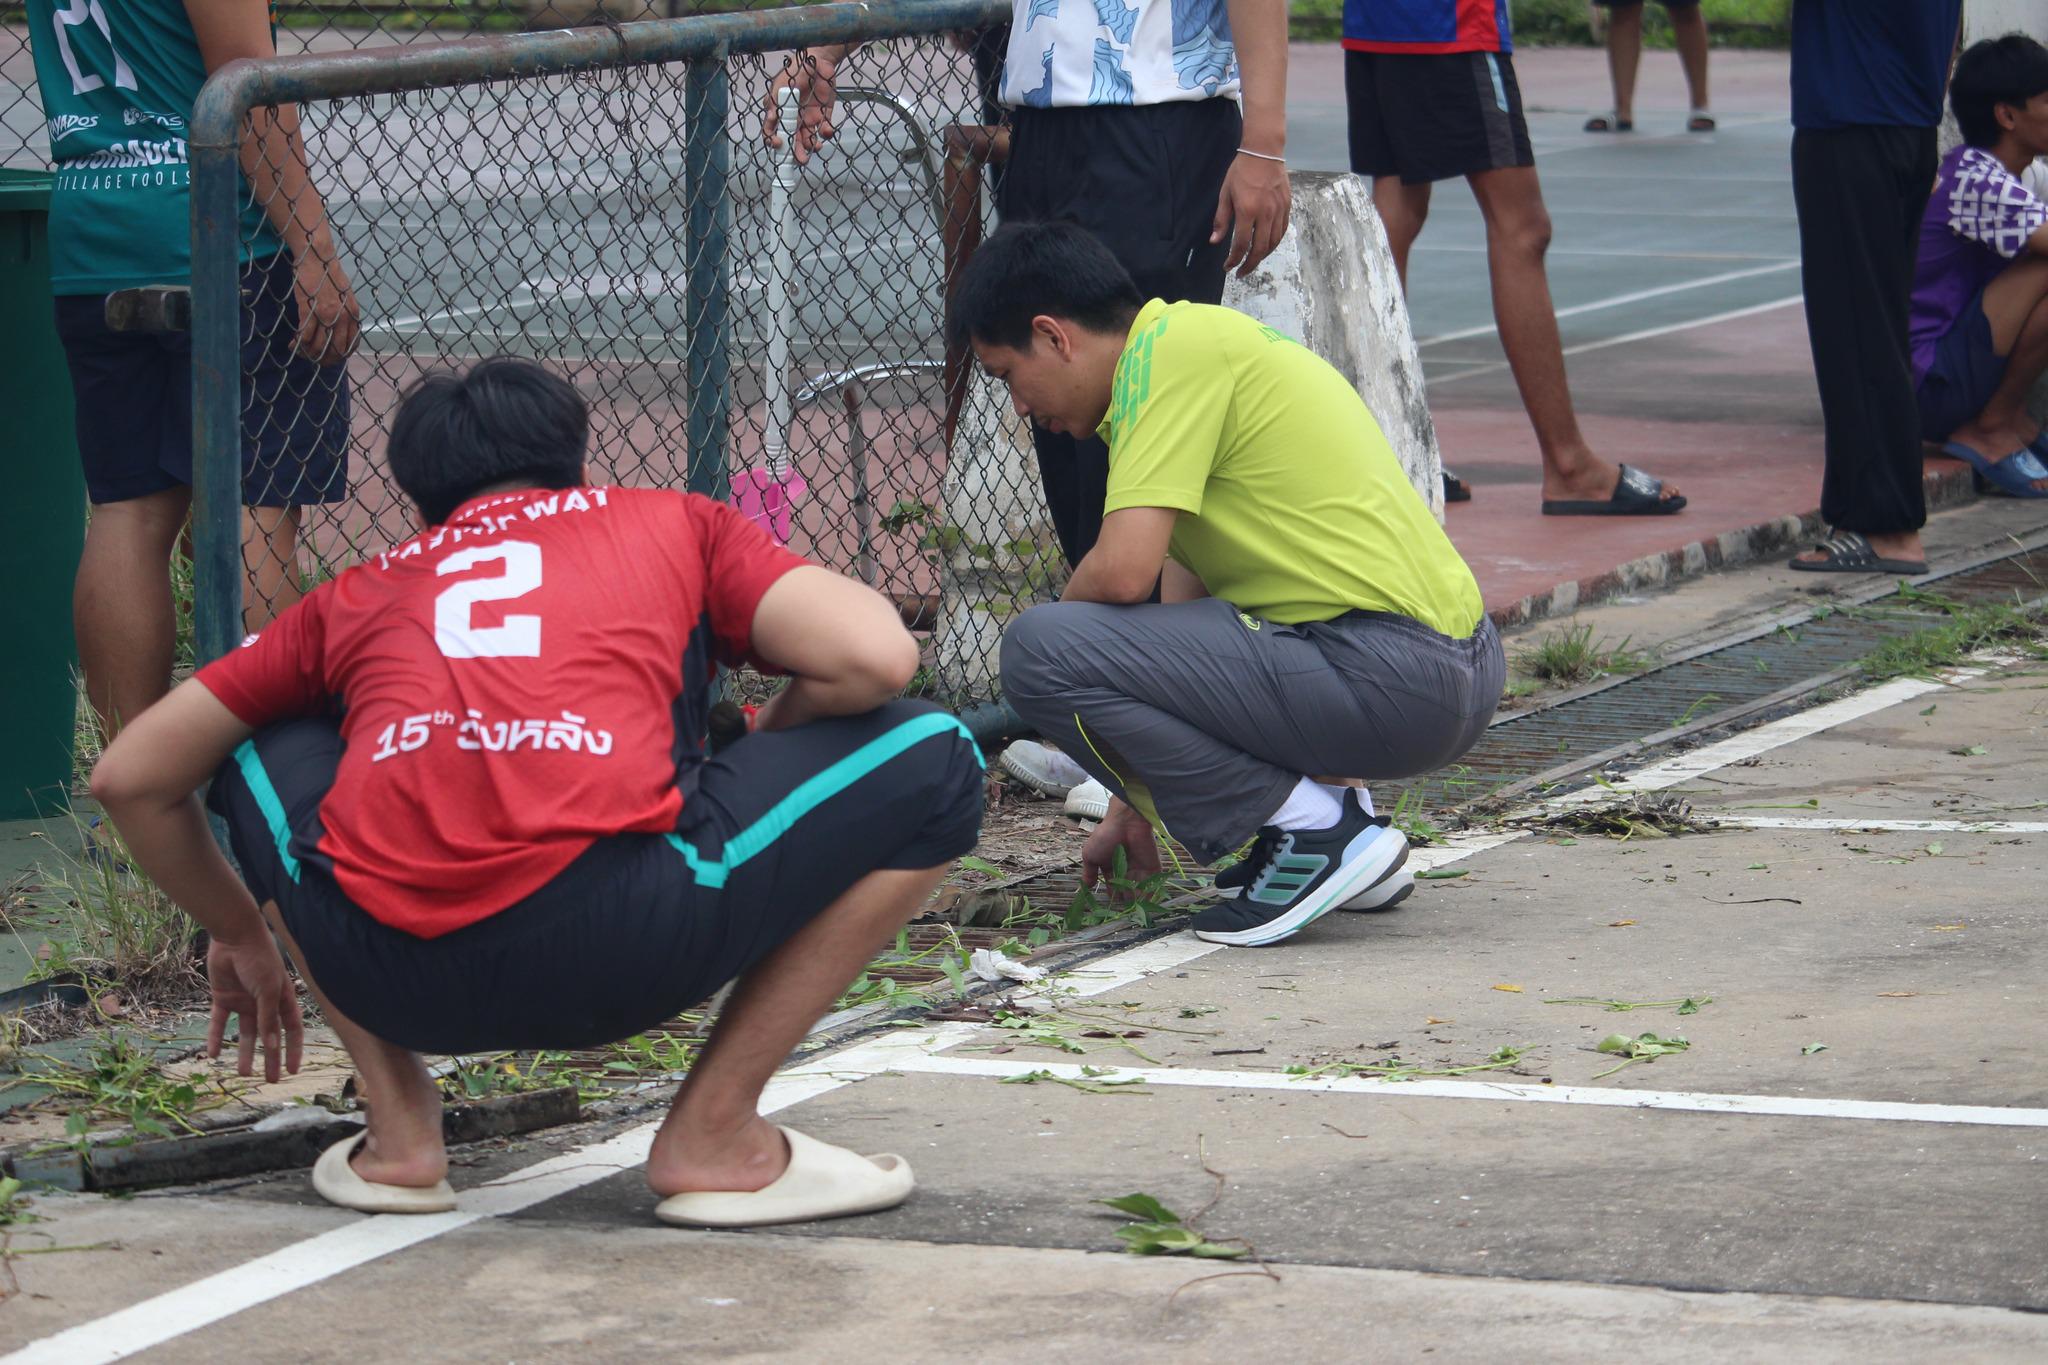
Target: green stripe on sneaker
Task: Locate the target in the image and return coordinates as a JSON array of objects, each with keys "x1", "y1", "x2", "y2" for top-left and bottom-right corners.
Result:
[
  {"x1": 665, "y1": 712, "x2": 979, "y2": 890},
  {"x1": 232, "y1": 739, "x2": 301, "y2": 884}
]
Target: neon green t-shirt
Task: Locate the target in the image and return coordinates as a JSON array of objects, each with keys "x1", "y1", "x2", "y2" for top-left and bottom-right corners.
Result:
[
  {"x1": 1099, "y1": 300, "x2": 1485, "y2": 639},
  {"x1": 25, "y1": 0, "x2": 281, "y2": 294}
]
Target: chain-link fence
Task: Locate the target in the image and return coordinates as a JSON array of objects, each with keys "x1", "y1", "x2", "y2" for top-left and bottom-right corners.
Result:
[{"x1": 22, "y1": 0, "x2": 1059, "y2": 716}]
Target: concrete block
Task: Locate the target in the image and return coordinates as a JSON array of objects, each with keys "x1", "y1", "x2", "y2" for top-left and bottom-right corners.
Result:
[{"x1": 1223, "y1": 170, "x2": 1444, "y2": 519}]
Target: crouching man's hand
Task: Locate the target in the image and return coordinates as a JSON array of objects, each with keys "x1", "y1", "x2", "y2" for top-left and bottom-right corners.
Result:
[
  {"x1": 1082, "y1": 797, "x2": 1162, "y2": 898},
  {"x1": 206, "y1": 932, "x2": 305, "y2": 1083}
]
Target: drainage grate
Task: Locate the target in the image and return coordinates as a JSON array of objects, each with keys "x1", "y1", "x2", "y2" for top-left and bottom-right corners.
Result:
[{"x1": 1391, "y1": 544, "x2": 2048, "y2": 817}]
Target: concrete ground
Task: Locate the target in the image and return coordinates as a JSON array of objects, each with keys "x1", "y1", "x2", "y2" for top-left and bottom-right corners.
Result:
[{"x1": 6, "y1": 506, "x2": 2046, "y2": 1361}]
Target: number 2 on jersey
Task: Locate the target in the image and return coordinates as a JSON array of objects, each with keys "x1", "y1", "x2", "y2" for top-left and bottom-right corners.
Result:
[
  {"x1": 435, "y1": 542, "x2": 542, "y2": 658},
  {"x1": 53, "y1": 0, "x2": 136, "y2": 96}
]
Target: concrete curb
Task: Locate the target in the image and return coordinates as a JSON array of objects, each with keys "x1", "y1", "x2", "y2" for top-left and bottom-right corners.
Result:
[{"x1": 1488, "y1": 464, "x2": 1977, "y2": 632}]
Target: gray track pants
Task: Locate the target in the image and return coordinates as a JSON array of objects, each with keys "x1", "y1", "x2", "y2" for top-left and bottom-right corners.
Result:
[{"x1": 1000, "y1": 598, "x2": 1505, "y2": 863}]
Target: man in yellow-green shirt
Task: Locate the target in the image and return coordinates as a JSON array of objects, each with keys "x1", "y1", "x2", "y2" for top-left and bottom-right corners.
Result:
[{"x1": 951, "y1": 222, "x2": 1504, "y2": 948}]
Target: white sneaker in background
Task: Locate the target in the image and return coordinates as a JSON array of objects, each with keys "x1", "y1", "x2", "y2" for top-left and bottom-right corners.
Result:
[
  {"x1": 998, "y1": 740, "x2": 1091, "y2": 798},
  {"x1": 1062, "y1": 778, "x2": 1111, "y2": 821}
]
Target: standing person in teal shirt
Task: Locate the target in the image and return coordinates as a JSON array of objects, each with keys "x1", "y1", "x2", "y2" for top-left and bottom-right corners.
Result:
[{"x1": 25, "y1": 0, "x2": 359, "y2": 744}]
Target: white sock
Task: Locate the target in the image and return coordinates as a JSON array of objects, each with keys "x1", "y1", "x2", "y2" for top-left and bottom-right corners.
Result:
[
  {"x1": 1318, "y1": 782, "x2": 1372, "y2": 817},
  {"x1": 1267, "y1": 776, "x2": 1343, "y2": 832}
]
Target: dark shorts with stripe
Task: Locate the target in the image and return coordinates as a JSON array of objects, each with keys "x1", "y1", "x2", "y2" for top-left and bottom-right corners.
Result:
[
  {"x1": 53, "y1": 249, "x2": 351, "y2": 508},
  {"x1": 1345, "y1": 49, "x2": 1535, "y2": 186},
  {"x1": 208, "y1": 699, "x2": 985, "y2": 1055}
]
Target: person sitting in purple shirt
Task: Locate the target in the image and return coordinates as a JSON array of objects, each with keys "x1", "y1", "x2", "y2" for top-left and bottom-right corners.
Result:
[{"x1": 1912, "y1": 35, "x2": 2048, "y2": 499}]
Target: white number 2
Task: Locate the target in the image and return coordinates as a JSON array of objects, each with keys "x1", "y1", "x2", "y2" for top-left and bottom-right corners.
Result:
[
  {"x1": 53, "y1": 0, "x2": 136, "y2": 98},
  {"x1": 434, "y1": 542, "x2": 542, "y2": 659}
]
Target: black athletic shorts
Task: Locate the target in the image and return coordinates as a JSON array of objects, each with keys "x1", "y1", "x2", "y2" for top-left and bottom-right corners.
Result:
[
  {"x1": 53, "y1": 249, "x2": 351, "y2": 507},
  {"x1": 1346, "y1": 49, "x2": 1536, "y2": 186},
  {"x1": 208, "y1": 699, "x2": 985, "y2": 1054}
]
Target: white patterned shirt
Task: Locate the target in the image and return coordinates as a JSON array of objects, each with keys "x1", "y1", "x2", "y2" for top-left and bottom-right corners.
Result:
[
  {"x1": 1910, "y1": 145, "x2": 2048, "y2": 379},
  {"x1": 999, "y1": 0, "x2": 1240, "y2": 109}
]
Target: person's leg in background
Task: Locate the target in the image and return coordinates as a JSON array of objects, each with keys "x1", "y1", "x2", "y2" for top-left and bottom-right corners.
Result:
[
  {"x1": 1669, "y1": 1, "x2": 1714, "y2": 127},
  {"x1": 1466, "y1": 162, "x2": 1683, "y2": 506},
  {"x1": 1791, "y1": 126, "x2": 1938, "y2": 567},
  {"x1": 56, "y1": 308, "x2": 190, "y2": 742},
  {"x1": 74, "y1": 488, "x2": 190, "y2": 741},
  {"x1": 1592, "y1": 1, "x2": 1645, "y2": 130},
  {"x1": 243, "y1": 507, "x2": 305, "y2": 632}
]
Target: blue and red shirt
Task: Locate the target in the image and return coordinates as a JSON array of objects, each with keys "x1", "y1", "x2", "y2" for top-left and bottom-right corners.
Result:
[{"x1": 1343, "y1": 0, "x2": 1511, "y2": 55}]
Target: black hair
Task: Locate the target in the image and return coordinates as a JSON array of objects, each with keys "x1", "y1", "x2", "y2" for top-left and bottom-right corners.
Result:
[
  {"x1": 387, "y1": 357, "x2": 589, "y2": 526},
  {"x1": 1952, "y1": 34, "x2": 2048, "y2": 148},
  {"x1": 944, "y1": 221, "x2": 1144, "y2": 353}
]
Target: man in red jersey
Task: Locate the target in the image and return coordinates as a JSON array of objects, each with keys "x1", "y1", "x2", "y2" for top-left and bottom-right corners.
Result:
[
  {"x1": 1342, "y1": 0, "x2": 1687, "y2": 516},
  {"x1": 92, "y1": 358, "x2": 985, "y2": 1227}
]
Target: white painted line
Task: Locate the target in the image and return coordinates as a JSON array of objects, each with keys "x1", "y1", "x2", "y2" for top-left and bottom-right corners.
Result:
[
  {"x1": 1714, "y1": 816, "x2": 2048, "y2": 835},
  {"x1": 1431, "y1": 295, "x2": 1804, "y2": 387},
  {"x1": 1417, "y1": 261, "x2": 1798, "y2": 347},
  {"x1": 1542, "y1": 674, "x2": 1948, "y2": 807},
  {"x1": 857, "y1": 1055, "x2": 2048, "y2": 1130}
]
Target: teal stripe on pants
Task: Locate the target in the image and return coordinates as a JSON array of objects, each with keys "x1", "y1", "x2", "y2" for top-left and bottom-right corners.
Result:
[
  {"x1": 665, "y1": 711, "x2": 981, "y2": 890},
  {"x1": 233, "y1": 739, "x2": 302, "y2": 884}
]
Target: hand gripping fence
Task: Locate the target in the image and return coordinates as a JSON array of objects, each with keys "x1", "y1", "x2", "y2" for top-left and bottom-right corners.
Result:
[{"x1": 178, "y1": 0, "x2": 1052, "y2": 737}]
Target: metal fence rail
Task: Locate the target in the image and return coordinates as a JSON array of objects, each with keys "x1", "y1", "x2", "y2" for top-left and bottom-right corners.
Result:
[{"x1": 162, "y1": 0, "x2": 1050, "y2": 721}]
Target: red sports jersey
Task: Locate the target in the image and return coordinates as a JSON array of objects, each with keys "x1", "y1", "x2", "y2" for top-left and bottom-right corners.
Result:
[{"x1": 196, "y1": 486, "x2": 806, "y2": 938}]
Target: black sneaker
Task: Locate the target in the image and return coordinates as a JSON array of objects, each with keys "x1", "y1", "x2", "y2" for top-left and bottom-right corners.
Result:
[
  {"x1": 1193, "y1": 801, "x2": 1410, "y2": 946},
  {"x1": 1214, "y1": 805, "x2": 1412, "y2": 912}
]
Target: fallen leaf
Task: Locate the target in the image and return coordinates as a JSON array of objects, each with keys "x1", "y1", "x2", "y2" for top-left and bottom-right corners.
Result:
[
  {"x1": 1919, "y1": 704, "x2": 1937, "y2": 716},
  {"x1": 1802, "y1": 1042, "x2": 1829, "y2": 1056},
  {"x1": 1608, "y1": 919, "x2": 1637, "y2": 927},
  {"x1": 1876, "y1": 991, "x2": 1919, "y2": 998},
  {"x1": 1950, "y1": 744, "x2": 1987, "y2": 757},
  {"x1": 1425, "y1": 1017, "x2": 1453, "y2": 1025},
  {"x1": 1746, "y1": 863, "x2": 1768, "y2": 870},
  {"x1": 1491, "y1": 984, "x2": 1523, "y2": 993},
  {"x1": 1925, "y1": 841, "x2": 1945, "y2": 856},
  {"x1": 1931, "y1": 922, "x2": 1965, "y2": 932},
  {"x1": 1415, "y1": 869, "x2": 1469, "y2": 881}
]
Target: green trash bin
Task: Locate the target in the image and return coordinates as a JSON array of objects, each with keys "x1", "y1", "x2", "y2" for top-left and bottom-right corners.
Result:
[{"x1": 0, "y1": 168, "x2": 85, "y2": 820}]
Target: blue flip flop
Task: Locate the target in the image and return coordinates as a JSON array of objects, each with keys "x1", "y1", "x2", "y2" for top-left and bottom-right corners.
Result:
[{"x1": 1942, "y1": 441, "x2": 2048, "y2": 499}]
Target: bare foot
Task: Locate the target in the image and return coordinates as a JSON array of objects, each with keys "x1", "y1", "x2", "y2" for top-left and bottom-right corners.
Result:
[
  {"x1": 1543, "y1": 460, "x2": 1684, "y2": 506},
  {"x1": 646, "y1": 1113, "x2": 790, "y2": 1198},
  {"x1": 349, "y1": 1129, "x2": 449, "y2": 1189}
]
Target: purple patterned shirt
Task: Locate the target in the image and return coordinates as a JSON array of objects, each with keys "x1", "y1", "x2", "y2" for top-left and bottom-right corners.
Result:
[{"x1": 1911, "y1": 145, "x2": 2048, "y2": 382}]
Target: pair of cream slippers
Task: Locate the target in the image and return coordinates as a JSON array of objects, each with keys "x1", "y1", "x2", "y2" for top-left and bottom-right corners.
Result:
[{"x1": 311, "y1": 1126, "x2": 913, "y2": 1226}]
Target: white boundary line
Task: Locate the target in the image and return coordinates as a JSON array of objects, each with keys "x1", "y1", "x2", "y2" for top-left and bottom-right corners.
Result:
[
  {"x1": 1715, "y1": 816, "x2": 2048, "y2": 835},
  {"x1": 3, "y1": 653, "x2": 2017, "y2": 1363},
  {"x1": 823, "y1": 1043, "x2": 2048, "y2": 1132},
  {"x1": 1429, "y1": 295, "x2": 1804, "y2": 387},
  {"x1": 1417, "y1": 261, "x2": 1800, "y2": 347}
]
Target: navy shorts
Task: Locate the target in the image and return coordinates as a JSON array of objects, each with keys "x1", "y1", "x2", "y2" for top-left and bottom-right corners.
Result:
[
  {"x1": 207, "y1": 699, "x2": 985, "y2": 1054},
  {"x1": 1916, "y1": 289, "x2": 2004, "y2": 443},
  {"x1": 1347, "y1": 49, "x2": 1535, "y2": 187},
  {"x1": 53, "y1": 249, "x2": 351, "y2": 507}
]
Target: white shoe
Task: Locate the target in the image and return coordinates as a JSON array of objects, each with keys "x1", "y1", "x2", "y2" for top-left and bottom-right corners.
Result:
[
  {"x1": 1342, "y1": 865, "x2": 1413, "y2": 911},
  {"x1": 999, "y1": 740, "x2": 1091, "y2": 798},
  {"x1": 1062, "y1": 778, "x2": 1110, "y2": 821}
]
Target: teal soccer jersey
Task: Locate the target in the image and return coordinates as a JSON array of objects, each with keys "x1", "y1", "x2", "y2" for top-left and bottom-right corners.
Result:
[{"x1": 25, "y1": 0, "x2": 280, "y2": 294}]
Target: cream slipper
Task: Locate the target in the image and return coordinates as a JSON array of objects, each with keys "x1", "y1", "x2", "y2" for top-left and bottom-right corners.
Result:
[
  {"x1": 311, "y1": 1131, "x2": 458, "y2": 1214},
  {"x1": 654, "y1": 1126, "x2": 914, "y2": 1228}
]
